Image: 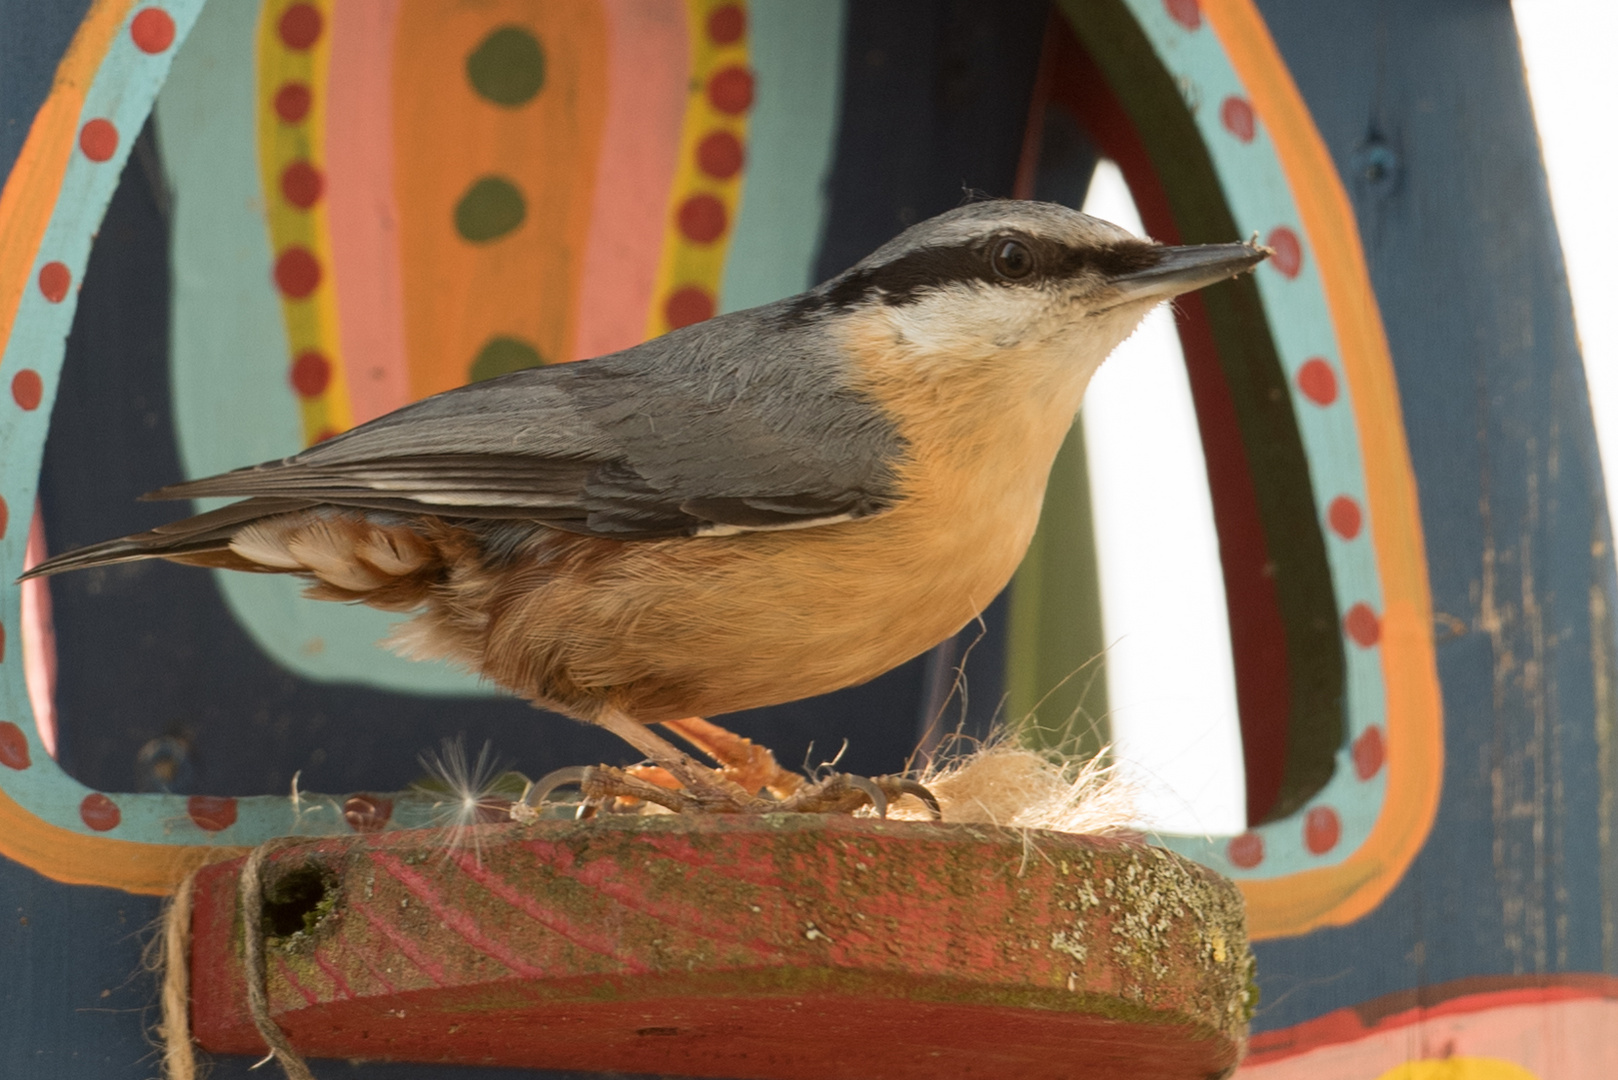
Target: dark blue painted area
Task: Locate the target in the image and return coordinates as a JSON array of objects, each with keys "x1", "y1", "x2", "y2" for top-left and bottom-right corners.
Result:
[
  {"x1": 1248, "y1": 0, "x2": 1614, "y2": 1030},
  {"x1": 0, "y1": 858, "x2": 163, "y2": 1078},
  {"x1": 0, "y1": 0, "x2": 91, "y2": 181}
]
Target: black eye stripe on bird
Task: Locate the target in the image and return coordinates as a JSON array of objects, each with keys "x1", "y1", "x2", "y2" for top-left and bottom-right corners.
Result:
[{"x1": 23, "y1": 199, "x2": 1267, "y2": 817}]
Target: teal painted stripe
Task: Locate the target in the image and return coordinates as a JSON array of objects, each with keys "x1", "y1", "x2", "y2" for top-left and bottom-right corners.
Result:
[
  {"x1": 719, "y1": 0, "x2": 847, "y2": 310},
  {"x1": 157, "y1": 0, "x2": 491, "y2": 697},
  {"x1": 1113, "y1": 0, "x2": 1390, "y2": 878}
]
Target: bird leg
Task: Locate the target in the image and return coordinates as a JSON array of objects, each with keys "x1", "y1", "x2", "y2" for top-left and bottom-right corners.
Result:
[
  {"x1": 514, "y1": 710, "x2": 943, "y2": 820},
  {"x1": 586, "y1": 707, "x2": 769, "y2": 812},
  {"x1": 659, "y1": 716, "x2": 805, "y2": 800}
]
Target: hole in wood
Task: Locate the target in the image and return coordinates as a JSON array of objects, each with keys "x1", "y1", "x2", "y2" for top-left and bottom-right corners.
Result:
[{"x1": 261, "y1": 861, "x2": 338, "y2": 940}]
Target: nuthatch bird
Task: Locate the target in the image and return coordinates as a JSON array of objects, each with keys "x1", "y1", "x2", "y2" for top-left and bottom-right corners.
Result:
[{"x1": 25, "y1": 200, "x2": 1265, "y2": 814}]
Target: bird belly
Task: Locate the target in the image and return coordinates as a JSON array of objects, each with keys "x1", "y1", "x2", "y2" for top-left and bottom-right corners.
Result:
[{"x1": 406, "y1": 479, "x2": 1046, "y2": 724}]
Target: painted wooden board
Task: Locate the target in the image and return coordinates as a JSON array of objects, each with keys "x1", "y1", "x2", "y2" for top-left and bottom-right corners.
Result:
[{"x1": 189, "y1": 817, "x2": 1252, "y2": 1079}]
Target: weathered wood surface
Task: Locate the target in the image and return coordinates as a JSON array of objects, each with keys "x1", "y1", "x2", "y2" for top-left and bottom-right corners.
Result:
[{"x1": 190, "y1": 816, "x2": 1253, "y2": 1079}]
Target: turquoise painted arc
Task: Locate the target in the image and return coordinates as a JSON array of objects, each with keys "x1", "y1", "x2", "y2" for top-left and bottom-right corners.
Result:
[
  {"x1": 0, "y1": 0, "x2": 211, "y2": 829},
  {"x1": 719, "y1": 0, "x2": 846, "y2": 312},
  {"x1": 1116, "y1": 0, "x2": 1391, "y2": 881}
]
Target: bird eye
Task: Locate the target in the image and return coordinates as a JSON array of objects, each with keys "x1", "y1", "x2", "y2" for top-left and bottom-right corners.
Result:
[{"x1": 990, "y1": 238, "x2": 1034, "y2": 280}]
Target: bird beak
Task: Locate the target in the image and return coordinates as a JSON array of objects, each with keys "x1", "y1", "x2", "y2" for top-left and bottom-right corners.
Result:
[{"x1": 1104, "y1": 241, "x2": 1270, "y2": 306}]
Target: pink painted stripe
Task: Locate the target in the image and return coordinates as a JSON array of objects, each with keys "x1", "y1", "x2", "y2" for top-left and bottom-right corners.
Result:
[
  {"x1": 21, "y1": 503, "x2": 57, "y2": 758},
  {"x1": 569, "y1": 0, "x2": 689, "y2": 361},
  {"x1": 334, "y1": 933, "x2": 398, "y2": 996},
  {"x1": 311, "y1": 950, "x2": 356, "y2": 1000},
  {"x1": 326, "y1": 0, "x2": 411, "y2": 421},
  {"x1": 273, "y1": 953, "x2": 322, "y2": 1007},
  {"x1": 447, "y1": 850, "x2": 650, "y2": 973},
  {"x1": 512, "y1": 843, "x2": 780, "y2": 958},
  {"x1": 349, "y1": 899, "x2": 450, "y2": 985},
  {"x1": 372, "y1": 851, "x2": 547, "y2": 978}
]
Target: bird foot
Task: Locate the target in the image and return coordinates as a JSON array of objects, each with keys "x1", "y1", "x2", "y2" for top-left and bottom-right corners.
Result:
[
  {"x1": 508, "y1": 713, "x2": 941, "y2": 822},
  {"x1": 511, "y1": 764, "x2": 941, "y2": 821}
]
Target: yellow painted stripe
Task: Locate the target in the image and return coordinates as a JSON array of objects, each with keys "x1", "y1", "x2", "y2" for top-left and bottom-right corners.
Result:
[
  {"x1": 644, "y1": 0, "x2": 750, "y2": 338},
  {"x1": 1204, "y1": 0, "x2": 1443, "y2": 939},
  {"x1": 257, "y1": 0, "x2": 354, "y2": 443}
]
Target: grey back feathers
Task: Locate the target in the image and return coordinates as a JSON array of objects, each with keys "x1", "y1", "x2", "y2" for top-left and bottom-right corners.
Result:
[
  {"x1": 24, "y1": 199, "x2": 1150, "y2": 579},
  {"x1": 148, "y1": 305, "x2": 905, "y2": 540}
]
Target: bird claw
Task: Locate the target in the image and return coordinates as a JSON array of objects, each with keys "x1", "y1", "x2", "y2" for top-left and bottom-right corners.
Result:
[{"x1": 511, "y1": 764, "x2": 943, "y2": 822}]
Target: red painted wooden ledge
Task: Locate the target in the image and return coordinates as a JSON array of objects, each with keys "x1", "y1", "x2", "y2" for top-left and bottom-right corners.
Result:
[{"x1": 189, "y1": 815, "x2": 1253, "y2": 1079}]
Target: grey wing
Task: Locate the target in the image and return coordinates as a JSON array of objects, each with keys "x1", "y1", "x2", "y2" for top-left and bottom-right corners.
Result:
[{"x1": 148, "y1": 310, "x2": 906, "y2": 540}]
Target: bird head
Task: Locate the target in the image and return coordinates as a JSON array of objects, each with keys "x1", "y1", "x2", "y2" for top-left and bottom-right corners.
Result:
[{"x1": 797, "y1": 199, "x2": 1267, "y2": 409}]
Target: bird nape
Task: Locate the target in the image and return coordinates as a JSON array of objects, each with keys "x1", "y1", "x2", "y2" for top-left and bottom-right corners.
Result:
[{"x1": 23, "y1": 199, "x2": 1266, "y2": 818}]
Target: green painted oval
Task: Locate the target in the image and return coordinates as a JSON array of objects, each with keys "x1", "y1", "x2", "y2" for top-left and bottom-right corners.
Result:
[
  {"x1": 470, "y1": 336, "x2": 545, "y2": 382},
  {"x1": 466, "y1": 26, "x2": 546, "y2": 107},
  {"x1": 454, "y1": 176, "x2": 526, "y2": 243}
]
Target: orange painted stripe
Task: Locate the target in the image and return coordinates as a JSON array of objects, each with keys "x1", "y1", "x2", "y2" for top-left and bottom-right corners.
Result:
[
  {"x1": 392, "y1": 1, "x2": 609, "y2": 399},
  {"x1": 1204, "y1": 0, "x2": 1443, "y2": 939},
  {"x1": 0, "y1": 780, "x2": 245, "y2": 895},
  {"x1": 0, "y1": 0, "x2": 134, "y2": 356}
]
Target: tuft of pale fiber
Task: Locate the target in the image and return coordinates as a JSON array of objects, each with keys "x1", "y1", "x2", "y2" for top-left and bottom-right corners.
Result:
[{"x1": 886, "y1": 734, "x2": 1139, "y2": 834}]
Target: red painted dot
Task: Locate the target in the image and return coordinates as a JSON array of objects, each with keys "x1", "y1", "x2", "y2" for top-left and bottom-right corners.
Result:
[
  {"x1": 289, "y1": 350, "x2": 331, "y2": 398},
  {"x1": 1344, "y1": 602, "x2": 1381, "y2": 647},
  {"x1": 708, "y1": 66, "x2": 754, "y2": 115},
  {"x1": 313, "y1": 427, "x2": 338, "y2": 443},
  {"x1": 1328, "y1": 495, "x2": 1363, "y2": 539},
  {"x1": 1220, "y1": 96, "x2": 1256, "y2": 142},
  {"x1": 697, "y1": 131, "x2": 744, "y2": 180},
  {"x1": 708, "y1": 4, "x2": 746, "y2": 44},
  {"x1": 278, "y1": 3, "x2": 323, "y2": 49},
  {"x1": 1304, "y1": 806, "x2": 1341, "y2": 854},
  {"x1": 0, "y1": 494, "x2": 8, "y2": 539},
  {"x1": 344, "y1": 794, "x2": 393, "y2": 833},
  {"x1": 11, "y1": 370, "x2": 44, "y2": 411},
  {"x1": 665, "y1": 286, "x2": 715, "y2": 329},
  {"x1": 1296, "y1": 357, "x2": 1338, "y2": 405},
  {"x1": 274, "y1": 247, "x2": 321, "y2": 298},
  {"x1": 678, "y1": 194, "x2": 728, "y2": 243},
  {"x1": 188, "y1": 794, "x2": 238, "y2": 832},
  {"x1": 1353, "y1": 725, "x2": 1386, "y2": 780},
  {"x1": 80, "y1": 793, "x2": 121, "y2": 831},
  {"x1": 1228, "y1": 831, "x2": 1263, "y2": 868},
  {"x1": 1164, "y1": 0, "x2": 1202, "y2": 29},
  {"x1": 1266, "y1": 226, "x2": 1302, "y2": 278},
  {"x1": 130, "y1": 8, "x2": 176, "y2": 53},
  {"x1": 79, "y1": 118, "x2": 119, "y2": 163},
  {"x1": 280, "y1": 160, "x2": 324, "y2": 209},
  {"x1": 37, "y1": 261, "x2": 71, "y2": 303},
  {"x1": 274, "y1": 82, "x2": 312, "y2": 123},
  {"x1": 0, "y1": 722, "x2": 29, "y2": 770}
]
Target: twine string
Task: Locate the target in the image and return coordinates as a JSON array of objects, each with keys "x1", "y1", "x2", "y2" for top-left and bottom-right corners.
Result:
[
  {"x1": 158, "y1": 867, "x2": 198, "y2": 1080},
  {"x1": 239, "y1": 837, "x2": 316, "y2": 1080}
]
